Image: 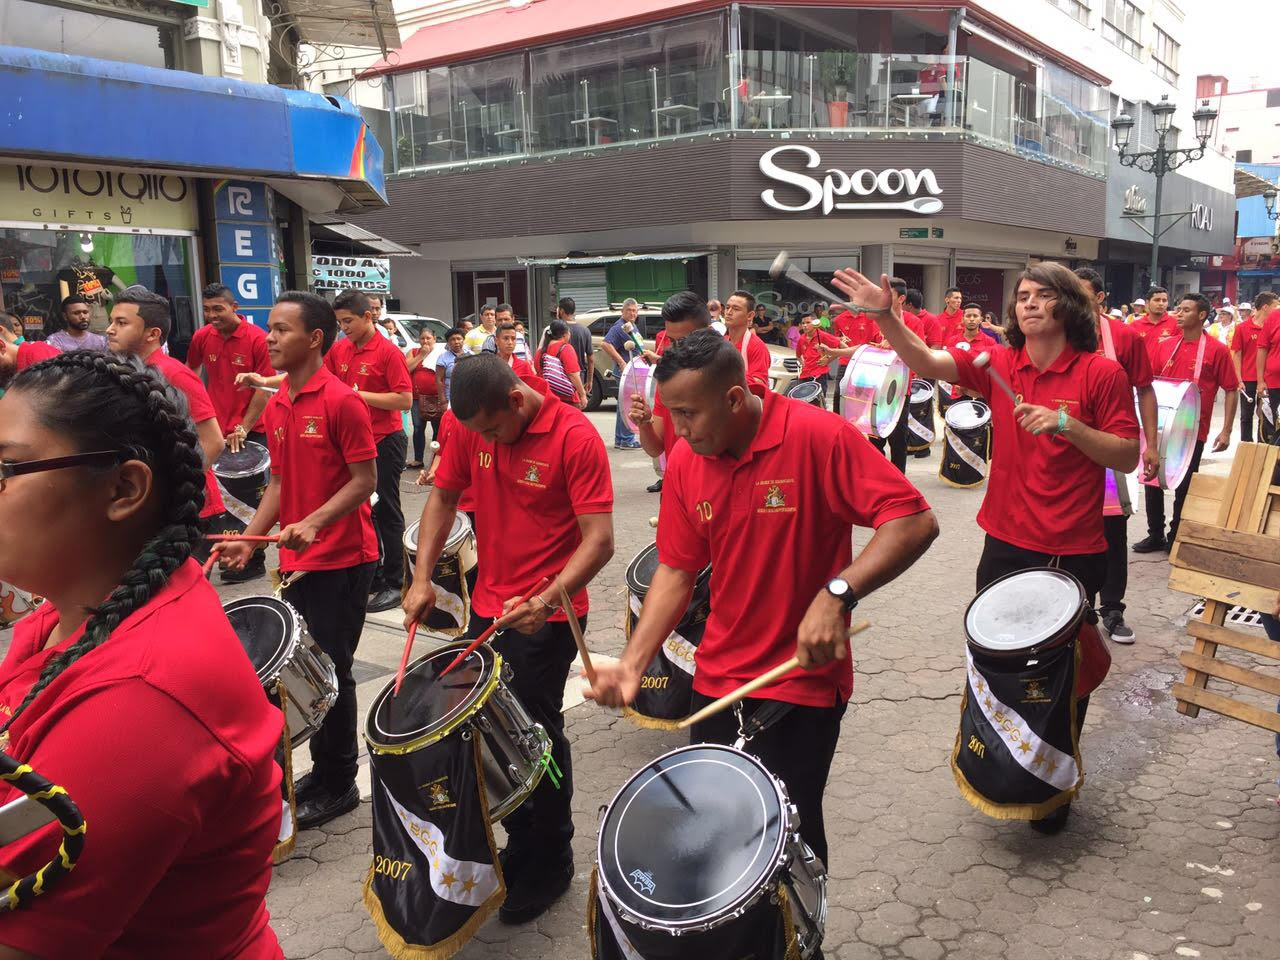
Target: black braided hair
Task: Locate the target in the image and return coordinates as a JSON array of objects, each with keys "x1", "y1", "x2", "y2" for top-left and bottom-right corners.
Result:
[{"x1": 0, "y1": 350, "x2": 206, "y2": 732}]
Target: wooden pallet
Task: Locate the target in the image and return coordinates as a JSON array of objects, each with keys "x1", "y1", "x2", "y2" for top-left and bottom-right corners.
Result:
[{"x1": 1168, "y1": 443, "x2": 1280, "y2": 734}]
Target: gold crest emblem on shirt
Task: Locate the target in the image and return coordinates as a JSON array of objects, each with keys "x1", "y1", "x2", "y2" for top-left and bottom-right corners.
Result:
[
  {"x1": 524, "y1": 463, "x2": 542, "y2": 484},
  {"x1": 756, "y1": 478, "x2": 797, "y2": 514},
  {"x1": 359, "y1": 363, "x2": 370, "y2": 376},
  {"x1": 302, "y1": 416, "x2": 322, "y2": 438},
  {"x1": 764, "y1": 485, "x2": 786, "y2": 509}
]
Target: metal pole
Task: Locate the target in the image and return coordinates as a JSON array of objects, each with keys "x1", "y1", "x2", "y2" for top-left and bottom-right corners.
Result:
[{"x1": 1150, "y1": 132, "x2": 1165, "y2": 289}]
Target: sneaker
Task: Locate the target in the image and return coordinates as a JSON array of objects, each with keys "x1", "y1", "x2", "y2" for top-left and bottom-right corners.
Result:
[
  {"x1": 1028, "y1": 802, "x2": 1071, "y2": 835},
  {"x1": 1131, "y1": 534, "x2": 1167, "y2": 554},
  {"x1": 367, "y1": 587, "x2": 402, "y2": 613},
  {"x1": 296, "y1": 782, "x2": 360, "y2": 830},
  {"x1": 1104, "y1": 612, "x2": 1135, "y2": 645},
  {"x1": 499, "y1": 861, "x2": 573, "y2": 924},
  {"x1": 219, "y1": 557, "x2": 267, "y2": 584},
  {"x1": 614, "y1": 441, "x2": 643, "y2": 450},
  {"x1": 646, "y1": 478, "x2": 664, "y2": 493}
]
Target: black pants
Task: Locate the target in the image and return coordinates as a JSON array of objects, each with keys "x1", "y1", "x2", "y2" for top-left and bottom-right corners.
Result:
[
  {"x1": 869, "y1": 402, "x2": 909, "y2": 474},
  {"x1": 831, "y1": 363, "x2": 846, "y2": 415},
  {"x1": 1144, "y1": 438, "x2": 1205, "y2": 543},
  {"x1": 1240, "y1": 382, "x2": 1257, "y2": 443},
  {"x1": 689, "y1": 693, "x2": 846, "y2": 867},
  {"x1": 372, "y1": 431, "x2": 408, "y2": 591},
  {"x1": 468, "y1": 613, "x2": 579, "y2": 867},
  {"x1": 283, "y1": 561, "x2": 376, "y2": 791},
  {"x1": 1098, "y1": 514, "x2": 1128, "y2": 618},
  {"x1": 976, "y1": 534, "x2": 1106, "y2": 599}
]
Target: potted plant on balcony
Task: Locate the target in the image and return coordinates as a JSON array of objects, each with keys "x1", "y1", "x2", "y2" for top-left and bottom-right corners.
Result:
[{"x1": 817, "y1": 51, "x2": 856, "y2": 127}]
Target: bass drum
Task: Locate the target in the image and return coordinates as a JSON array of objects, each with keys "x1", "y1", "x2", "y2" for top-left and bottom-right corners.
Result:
[
  {"x1": 838, "y1": 345, "x2": 907, "y2": 439},
  {"x1": 619, "y1": 357, "x2": 658, "y2": 432},
  {"x1": 1140, "y1": 378, "x2": 1200, "y2": 490}
]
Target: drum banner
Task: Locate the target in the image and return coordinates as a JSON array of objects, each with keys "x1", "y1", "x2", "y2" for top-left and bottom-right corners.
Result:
[
  {"x1": 622, "y1": 591, "x2": 706, "y2": 731},
  {"x1": 215, "y1": 480, "x2": 258, "y2": 528},
  {"x1": 951, "y1": 642, "x2": 1083, "y2": 821},
  {"x1": 907, "y1": 409, "x2": 935, "y2": 448},
  {"x1": 1260, "y1": 400, "x2": 1277, "y2": 445},
  {"x1": 403, "y1": 552, "x2": 472, "y2": 638},
  {"x1": 938, "y1": 426, "x2": 989, "y2": 489},
  {"x1": 272, "y1": 682, "x2": 297, "y2": 864},
  {"x1": 363, "y1": 736, "x2": 504, "y2": 960},
  {"x1": 587, "y1": 867, "x2": 802, "y2": 960}
]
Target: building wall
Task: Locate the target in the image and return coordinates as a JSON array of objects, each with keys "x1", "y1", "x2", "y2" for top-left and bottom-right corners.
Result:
[{"x1": 1217, "y1": 88, "x2": 1280, "y2": 165}]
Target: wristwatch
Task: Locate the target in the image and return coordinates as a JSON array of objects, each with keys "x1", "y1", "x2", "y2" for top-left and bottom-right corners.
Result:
[{"x1": 824, "y1": 577, "x2": 859, "y2": 612}]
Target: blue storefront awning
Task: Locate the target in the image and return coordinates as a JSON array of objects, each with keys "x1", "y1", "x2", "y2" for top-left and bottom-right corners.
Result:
[{"x1": 0, "y1": 45, "x2": 386, "y2": 213}]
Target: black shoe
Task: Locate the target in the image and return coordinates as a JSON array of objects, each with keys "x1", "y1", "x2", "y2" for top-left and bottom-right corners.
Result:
[
  {"x1": 291, "y1": 770, "x2": 326, "y2": 804},
  {"x1": 913, "y1": 449, "x2": 931, "y2": 458},
  {"x1": 367, "y1": 588, "x2": 402, "y2": 613},
  {"x1": 498, "y1": 846, "x2": 533, "y2": 886},
  {"x1": 1132, "y1": 534, "x2": 1167, "y2": 554},
  {"x1": 296, "y1": 782, "x2": 360, "y2": 830},
  {"x1": 646, "y1": 478, "x2": 664, "y2": 493},
  {"x1": 1028, "y1": 802, "x2": 1071, "y2": 835},
  {"x1": 1103, "y1": 611, "x2": 1135, "y2": 645},
  {"x1": 499, "y1": 861, "x2": 573, "y2": 924},
  {"x1": 220, "y1": 557, "x2": 266, "y2": 584}
]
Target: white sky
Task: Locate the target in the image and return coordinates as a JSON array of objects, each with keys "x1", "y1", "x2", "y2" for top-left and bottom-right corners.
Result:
[{"x1": 1183, "y1": 0, "x2": 1280, "y2": 90}]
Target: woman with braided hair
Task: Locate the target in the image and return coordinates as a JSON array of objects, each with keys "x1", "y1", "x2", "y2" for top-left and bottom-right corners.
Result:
[{"x1": 0, "y1": 351, "x2": 283, "y2": 959}]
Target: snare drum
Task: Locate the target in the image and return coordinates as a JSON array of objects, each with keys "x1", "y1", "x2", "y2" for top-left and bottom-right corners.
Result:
[
  {"x1": 1258, "y1": 396, "x2": 1277, "y2": 445},
  {"x1": 1140, "y1": 378, "x2": 1201, "y2": 490},
  {"x1": 402, "y1": 514, "x2": 478, "y2": 636},
  {"x1": 619, "y1": 357, "x2": 658, "y2": 432},
  {"x1": 837, "y1": 345, "x2": 907, "y2": 438},
  {"x1": 623, "y1": 543, "x2": 711, "y2": 728},
  {"x1": 939, "y1": 400, "x2": 992, "y2": 488},
  {"x1": 0, "y1": 582, "x2": 39, "y2": 628},
  {"x1": 223, "y1": 596, "x2": 338, "y2": 748},
  {"x1": 906, "y1": 378, "x2": 936, "y2": 453},
  {"x1": 365, "y1": 642, "x2": 550, "y2": 822},
  {"x1": 784, "y1": 379, "x2": 826, "y2": 408},
  {"x1": 213, "y1": 441, "x2": 270, "y2": 512},
  {"x1": 592, "y1": 744, "x2": 827, "y2": 959}
]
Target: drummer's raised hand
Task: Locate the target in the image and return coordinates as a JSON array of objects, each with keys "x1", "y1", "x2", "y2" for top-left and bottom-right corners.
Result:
[
  {"x1": 832, "y1": 269, "x2": 898, "y2": 320},
  {"x1": 583, "y1": 660, "x2": 641, "y2": 709},
  {"x1": 795, "y1": 589, "x2": 849, "y2": 669},
  {"x1": 402, "y1": 579, "x2": 437, "y2": 632}
]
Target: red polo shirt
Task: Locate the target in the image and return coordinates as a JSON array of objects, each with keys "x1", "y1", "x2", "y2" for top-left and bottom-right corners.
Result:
[
  {"x1": 796, "y1": 329, "x2": 841, "y2": 378},
  {"x1": 948, "y1": 343, "x2": 1138, "y2": 555},
  {"x1": 186, "y1": 319, "x2": 274, "y2": 433},
  {"x1": 502, "y1": 353, "x2": 536, "y2": 378},
  {"x1": 934, "y1": 309, "x2": 964, "y2": 343},
  {"x1": 323, "y1": 332, "x2": 413, "y2": 441},
  {"x1": 15, "y1": 340, "x2": 59, "y2": 370},
  {"x1": 834, "y1": 311, "x2": 880, "y2": 348},
  {"x1": 146, "y1": 351, "x2": 226, "y2": 521},
  {"x1": 726, "y1": 328, "x2": 771, "y2": 387},
  {"x1": 0, "y1": 560, "x2": 283, "y2": 960},
  {"x1": 1230, "y1": 318, "x2": 1265, "y2": 383},
  {"x1": 1097, "y1": 314, "x2": 1153, "y2": 391},
  {"x1": 434, "y1": 376, "x2": 612, "y2": 621},
  {"x1": 434, "y1": 409, "x2": 475, "y2": 513},
  {"x1": 1261, "y1": 310, "x2": 1280, "y2": 389},
  {"x1": 1130, "y1": 313, "x2": 1179, "y2": 364},
  {"x1": 657, "y1": 387, "x2": 931, "y2": 707},
  {"x1": 263, "y1": 366, "x2": 378, "y2": 571},
  {"x1": 1152, "y1": 334, "x2": 1240, "y2": 441},
  {"x1": 917, "y1": 311, "x2": 944, "y2": 348}
]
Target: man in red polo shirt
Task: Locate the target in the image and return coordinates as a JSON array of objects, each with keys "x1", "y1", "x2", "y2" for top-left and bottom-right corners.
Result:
[
  {"x1": 103, "y1": 288, "x2": 232, "y2": 558},
  {"x1": 1231, "y1": 297, "x2": 1269, "y2": 442},
  {"x1": 632, "y1": 291, "x2": 712, "y2": 495},
  {"x1": 830, "y1": 303, "x2": 879, "y2": 416},
  {"x1": 723, "y1": 290, "x2": 772, "y2": 387},
  {"x1": 933, "y1": 286, "x2": 965, "y2": 343},
  {"x1": 0, "y1": 332, "x2": 59, "y2": 389},
  {"x1": 795, "y1": 311, "x2": 841, "y2": 394},
  {"x1": 587, "y1": 330, "x2": 937, "y2": 867},
  {"x1": 494, "y1": 320, "x2": 535, "y2": 377},
  {"x1": 1255, "y1": 293, "x2": 1280, "y2": 434},
  {"x1": 1136, "y1": 293, "x2": 1239, "y2": 553},
  {"x1": 327, "y1": 289, "x2": 413, "y2": 613},
  {"x1": 1130, "y1": 287, "x2": 1179, "y2": 364},
  {"x1": 834, "y1": 262, "x2": 1137, "y2": 833},
  {"x1": 219, "y1": 291, "x2": 379, "y2": 831},
  {"x1": 187, "y1": 283, "x2": 275, "y2": 446},
  {"x1": 404, "y1": 354, "x2": 614, "y2": 925}
]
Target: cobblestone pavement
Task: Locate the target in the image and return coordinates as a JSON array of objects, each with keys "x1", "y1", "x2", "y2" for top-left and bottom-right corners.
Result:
[{"x1": 21, "y1": 402, "x2": 1279, "y2": 960}]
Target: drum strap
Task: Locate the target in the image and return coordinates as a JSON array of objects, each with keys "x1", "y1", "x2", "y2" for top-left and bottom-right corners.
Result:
[
  {"x1": 732, "y1": 699, "x2": 795, "y2": 748},
  {"x1": 1160, "y1": 333, "x2": 1207, "y2": 382}
]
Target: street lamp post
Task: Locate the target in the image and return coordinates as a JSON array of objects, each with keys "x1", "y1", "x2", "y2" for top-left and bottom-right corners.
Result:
[
  {"x1": 1111, "y1": 94, "x2": 1219, "y2": 289},
  {"x1": 1263, "y1": 188, "x2": 1279, "y2": 223}
]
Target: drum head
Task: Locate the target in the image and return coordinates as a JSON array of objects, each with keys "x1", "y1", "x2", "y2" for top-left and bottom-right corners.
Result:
[
  {"x1": 909, "y1": 379, "x2": 934, "y2": 404},
  {"x1": 786, "y1": 380, "x2": 823, "y2": 404},
  {"x1": 366, "y1": 643, "x2": 497, "y2": 752},
  {"x1": 964, "y1": 569, "x2": 1084, "y2": 653},
  {"x1": 224, "y1": 596, "x2": 294, "y2": 684},
  {"x1": 620, "y1": 359, "x2": 655, "y2": 433},
  {"x1": 945, "y1": 400, "x2": 991, "y2": 432},
  {"x1": 1155, "y1": 379, "x2": 1201, "y2": 489},
  {"x1": 402, "y1": 513, "x2": 470, "y2": 555},
  {"x1": 625, "y1": 542, "x2": 660, "y2": 598},
  {"x1": 213, "y1": 441, "x2": 269, "y2": 479},
  {"x1": 598, "y1": 745, "x2": 786, "y2": 927}
]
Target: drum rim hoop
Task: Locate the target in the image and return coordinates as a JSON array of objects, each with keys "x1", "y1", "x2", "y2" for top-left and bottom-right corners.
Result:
[
  {"x1": 212, "y1": 441, "x2": 270, "y2": 479},
  {"x1": 596, "y1": 743, "x2": 791, "y2": 929},
  {"x1": 223, "y1": 595, "x2": 301, "y2": 682},
  {"x1": 945, "y1": 399, "x2": 992, "y2": 431},
  {"x1": 402, "y1": 513, "x2": 473, "y2": 556},
  {"x1": 364, "y1": 643, "x2": 503, "y2": 755},
  {"x1": 625, "y1": 542, "x2": 711, "y2": 599},
  {"x1": 962, "y1": 567, "x2": 1086, "y2": 655}
]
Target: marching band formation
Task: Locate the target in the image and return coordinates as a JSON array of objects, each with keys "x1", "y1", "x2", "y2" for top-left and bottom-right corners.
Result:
[{"x1": 0, "y1": 266, "x2": 1276, "y2": 959}]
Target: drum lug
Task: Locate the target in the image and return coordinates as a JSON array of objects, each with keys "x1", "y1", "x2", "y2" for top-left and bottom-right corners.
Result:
[
  {"x1": 474, "y1": 713, "x2": 493, "y2": 734},
  {"x1": 460, "y1": 728, "x2": 473, "y2": 742},
  {"x1": 501, "y1": 662, "x2": 514, "y2": 683}
]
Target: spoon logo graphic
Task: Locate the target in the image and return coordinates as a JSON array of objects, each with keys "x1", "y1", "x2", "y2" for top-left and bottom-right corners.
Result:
[{"x1": 759, "y1": 144, "x2": 945, "y2": 215}]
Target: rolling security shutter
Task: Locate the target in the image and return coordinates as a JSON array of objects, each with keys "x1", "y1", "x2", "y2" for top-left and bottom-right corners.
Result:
[{"x1": 556, "y1": 267, "x2": 609, "y2": 312}]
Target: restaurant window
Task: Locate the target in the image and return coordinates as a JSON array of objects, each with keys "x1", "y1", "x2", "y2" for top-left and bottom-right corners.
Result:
[
  {"x1": 0, "y1": 0, "x2": 178, "y2": 70},
  {"x1": 1152, "y1": 27, "x2": 1179, "y2": 84},
  {"x1": 1101, "y1": 0, "x2": 1142, "y2": 59},
  {"x1": 529, "y1": 13, "x2": 727, "y2": 153}
]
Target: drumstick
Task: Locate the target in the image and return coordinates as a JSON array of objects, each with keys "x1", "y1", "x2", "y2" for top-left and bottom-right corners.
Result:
[
  {"x1": 251, "y1": 384, "x2": 278, "y2": 395},
  {"x1": 972, "y1": 352, "x2": 1017, "y2": 403},
  {"x1": 557, "y1": 582, "x2": 596, "y2": 686},
  {"x1": 675, "y1": 620, "x2": 871, "y2": 730},
  {"x1": 769, "y1": 250, "x2": 846, "y2": 306},
  {"x1": 438, "y1": 576, "x2": 551, "y2": 678},
  {"x1": 392, "y1": 622, "x2": 418, "y2": 698},
  {"x1": 203, "y1": 533, "x2": 280, "y2": 543}
]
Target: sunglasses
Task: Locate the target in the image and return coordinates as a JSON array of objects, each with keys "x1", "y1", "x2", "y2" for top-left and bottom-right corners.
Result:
[{"x1": 0, "y1": 451, "x2": 121, "y2": 492}]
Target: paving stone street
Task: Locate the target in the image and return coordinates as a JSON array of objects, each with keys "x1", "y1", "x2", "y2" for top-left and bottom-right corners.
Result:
[{"x1": 76, "y1": 405, "x2": 1280, "y2": 958}]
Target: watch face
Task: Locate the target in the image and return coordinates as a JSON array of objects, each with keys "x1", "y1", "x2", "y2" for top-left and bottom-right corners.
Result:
[{"x1": 828, "y1": 579, "x2": 849, "y2": 596}]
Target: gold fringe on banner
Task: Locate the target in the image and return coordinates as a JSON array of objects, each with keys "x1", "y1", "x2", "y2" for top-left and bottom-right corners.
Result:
[
  {"x1": 585, "y1": 866, "x2": 602, "y2": 960},
  {"x1": 620, "y1": 707, "x2": 685, "y2": 732},
  {"x1": 272, "y1": 681, "x2": 296, "y2": 863}
]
